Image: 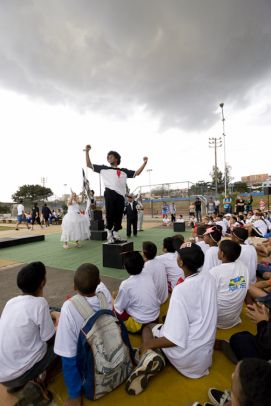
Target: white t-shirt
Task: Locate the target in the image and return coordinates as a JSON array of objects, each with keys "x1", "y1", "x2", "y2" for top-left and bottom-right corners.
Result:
[
  {"x1": 196, "y1": 240, "x2": 210, "y2": 254},
  {"x1": 253, "y1": 219, "x2": 270, "y2": 236},
  {"x1": 239, "y1": 244, "x2": 257, "y2": 285},
  {"x1": 54, "y1": 282, "x2": 112, "y2": 358},
  {"x1": 201, "y1": 246, "x2": 222, "y2": 273},
  {"x1": 154, "y1": 272, "x2": 217, "y2": 378},
  {"x1": 215, "y1": 220, "x2": 227, "y2": 236},
  {"x1": 209, "y1": 261, "x2": 249, "y2": 329},
  {"x1": 143, "y1": 258, "x2": 168, "y2": 304},
  {"x1": 92, "y1": 164, "x2": 135, "y2": 197},
  {"x1": 114, "y1": 272, "x2": 160, "y2": 324},
  {"x1": 0, "y1": 296, "x2": 55, "y2": 381},
  {"x1": 156, "y1": 252, "x2": 185, "y2": 290},
  {"x1": 17, "y1": 204, "x2": 24, "y2": 216}
]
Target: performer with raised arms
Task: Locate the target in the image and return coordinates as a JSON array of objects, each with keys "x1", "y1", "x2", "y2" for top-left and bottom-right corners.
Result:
[{"x1": 85, "y1": 145, "x2": 148, "y2": 243}]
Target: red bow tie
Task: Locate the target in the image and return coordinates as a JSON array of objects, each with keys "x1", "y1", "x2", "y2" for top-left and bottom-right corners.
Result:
[{"x1": 117, "y1": 169, "x2": 121, "y2": 177}]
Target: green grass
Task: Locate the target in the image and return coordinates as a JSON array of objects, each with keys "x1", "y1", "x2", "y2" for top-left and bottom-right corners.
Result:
[{"x1": 0, "y1": 226, "x2": 191, "y2": 280}]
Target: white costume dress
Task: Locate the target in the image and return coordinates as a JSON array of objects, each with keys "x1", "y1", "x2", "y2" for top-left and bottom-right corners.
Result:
[{"x1": 60, "y1": 201, "x2": 90, "y2": 242}]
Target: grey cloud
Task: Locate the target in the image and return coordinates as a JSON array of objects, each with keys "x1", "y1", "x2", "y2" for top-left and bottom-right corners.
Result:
[{"x1": 0, "y1": 0, "x2": 271, "y2": 129}]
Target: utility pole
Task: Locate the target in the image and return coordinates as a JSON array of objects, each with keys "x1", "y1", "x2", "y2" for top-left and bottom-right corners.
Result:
[
  {"x1": 208, "y1": 137, "x2": 222, "y2": 196},
  {"x1": 147, "y1": 169, "x2": 153, "y2": 213},
  {"x1": 41, "y1": 177, "x2": 47, "y2": 187},
  {"x1": 220, "y1": 103, "x2": 227, "y2": 196}
]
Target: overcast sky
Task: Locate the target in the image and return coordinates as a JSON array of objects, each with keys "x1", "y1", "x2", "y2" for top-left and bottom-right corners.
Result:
[{"x1": 0, "y1": 0, "x2": 271, "y2": 202}]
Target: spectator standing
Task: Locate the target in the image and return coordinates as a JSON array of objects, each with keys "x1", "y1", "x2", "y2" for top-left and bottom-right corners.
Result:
[
  {"x1": 42, "y1": 203, "x2": 52, "y2": 227},
  {"x1": 31, "y1": 202, "x2": 43, "y2": 230},
  {"x1": 223, "y1": 194, "x2": 232, "y2": 214},
  {"x1": 124, "y1": 194, "x2": 138, "y2": 238},
  {"x1": 194, "y1": 197, "x2": 202, "y2": 222},
  {"x1": 15, "y1": 199, "x2": 30, "y2": 230}
]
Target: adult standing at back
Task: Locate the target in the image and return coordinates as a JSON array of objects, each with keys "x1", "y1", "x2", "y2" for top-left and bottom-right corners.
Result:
[
  {"x1": 85, "y1": 144, "x2": 148, "y2": 243},
  {"x1": 194, "y1": 197, "x2": 202, "y2": 222},
  {"x1": 124, "y1": 194, "x2": 138, "y2": 238},
  {"x1": 31, "y1": 202, "x2": 43, "y2": 231},
  {"x1": 223, "y1": 194, "x2": 232, "y2": 214}
]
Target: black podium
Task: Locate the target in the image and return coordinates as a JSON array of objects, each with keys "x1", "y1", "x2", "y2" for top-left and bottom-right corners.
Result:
[
  {"x1": 173, "y1": 222, "x2": 186, "y2": 232},
  {"x1": 90, "y1": 210, "x2": 107, "y2": 241},
  {"x1": 103, "y1": 241, "x2": 134, "y2": 269}
]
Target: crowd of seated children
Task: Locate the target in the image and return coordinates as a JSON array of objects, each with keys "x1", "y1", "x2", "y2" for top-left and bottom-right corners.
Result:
[
  {"x1": 54, "y1": 263, "x2": 112, "y2": 405},
  {"x1": 113, "y1": 251, "x2": 161, "y2": 334},
  {"x1": 156, "y1": 236, "x2": 185, "y2": 291},
  {"x1": 208, "y1": 240, "x2": 249, "y2": 329},
  {"x1": 231, "y1": 227, "x2": 257, "y2": 285},
  {"x1": 142, "y1": 241, "x2": 168, "y2": 305},
  {"x1": 0, "y1": 262, "x2": 60, "y2": 405},
  {"x1": 201, "y1": 226, "x2": 222, "y2": 273},
  {"x1": 125, "y1": 243, "x2": 217, "y2": 396}
]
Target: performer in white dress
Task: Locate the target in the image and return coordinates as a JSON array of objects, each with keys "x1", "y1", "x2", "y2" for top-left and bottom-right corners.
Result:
[{"x1": 61, "y1": 192, "x2": 90, "y2": 249}]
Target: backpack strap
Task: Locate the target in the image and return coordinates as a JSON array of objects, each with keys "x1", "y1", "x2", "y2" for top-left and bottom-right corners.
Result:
[
  {"x1": 96, "y1": 291, "x2": 109, "y2": 309},
  {"x1": 70, "y1": 294, "x2": 95, "y2": 320}
]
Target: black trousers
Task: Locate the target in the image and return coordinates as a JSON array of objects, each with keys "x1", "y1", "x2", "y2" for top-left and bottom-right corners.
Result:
[
  {"x1": 230, "y1": 331, "x2": 259, "y2": 360},
  {"x1": 104, "y1": 188, "x2": 125, "y2": 232},
  {"x1": 127, "y1": 216, "x2": 138, "y2": 237}
]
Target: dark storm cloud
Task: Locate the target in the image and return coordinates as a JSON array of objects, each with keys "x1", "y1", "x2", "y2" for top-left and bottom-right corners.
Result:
[{"x1": 0, "y1": 0, "x2": 271, "y2": 129}]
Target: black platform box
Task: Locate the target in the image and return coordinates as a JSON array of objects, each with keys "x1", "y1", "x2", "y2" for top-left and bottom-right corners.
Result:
[
  {"x1": 103, "y1": 241, "x2": 134, "y2": 269},
  {"x1": 90, "y1": 220, "x2": 104, "y2": 230},
  {"x1": 90, "y1": 230, "x2": 107, "y2": 241},
  {"x1": 173, "y1": 222, "x2": 186, "y2": 232},
  {"x1": 92, "y1": 210, "x2": 103, "y2": 221}
]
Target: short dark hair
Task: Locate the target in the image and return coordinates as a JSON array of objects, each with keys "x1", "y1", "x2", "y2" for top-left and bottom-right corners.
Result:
[
  {"x1": 219, "y1": 240, "x2": 241, "y2": 262},
  {"x1": 124, "y1": 251, "x2": 144, "y2": 275},
  {"x1": 239, "y1": 358, "x2": 271, "y2": 406},
  {"x1": 177, "y1": 243, "x2": 204, "y2": 273},
  {"x1": 197, "y1": 224, "x2": 208, "y2": 236},
  {"x1": 17, "y1": 262, "x2": 46, "y2": 294},
  {"x1": 232, "y1": 227, "x2": 248, "y2": 242},
  {"x1": 107, "y1": 150, "x2": 121, "y2": 165},
  {"x1": 163, "y1": 237, "x2": 175, "y2": 253},
  {"x1": 142, "y1": 241, "x2": 157, "y2": 260},
  {"x1": 172, "y1": 234, "x2": 185, "y2": 246},
  {"x1": 19, "y1": 199, "x2": 23, "y2": 204},
  {"x1": 74, "y1": 263, "x2": 100, "y2": 294}
]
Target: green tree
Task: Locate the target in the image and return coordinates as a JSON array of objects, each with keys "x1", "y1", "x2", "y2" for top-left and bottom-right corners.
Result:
[
  {"x1": 12, "y1": 184, "x2": 53, "y2": 202},
  {"x1": 232, "y1": 181, "x2": 249, "y2": 193}
]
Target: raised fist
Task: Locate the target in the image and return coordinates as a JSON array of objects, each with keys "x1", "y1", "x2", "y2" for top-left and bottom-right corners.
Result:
[
  {"x1": 85, "y1": 145, "x2": 91, "y2": 151},
  {"x1": 143, "y1": 156, "x2": 148, "y2": 163}
]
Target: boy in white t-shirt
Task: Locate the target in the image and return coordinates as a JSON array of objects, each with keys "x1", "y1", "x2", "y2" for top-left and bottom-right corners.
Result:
[
  {"x1": 231, "y1": 227, "x2": 257, "y2": 285},
  {"x1": 114, "y1": 251, "x2": 160, "y2": 333},
  {"x1": 0, "y1": 262, "x2": 59, "y2": 404},
  {"x1": 126, "y1": 243, "x2": 218, "y2": 396},
  {"x1": 156, "y1": 236, "x2": 185, "y2": 291},
  {"x1": 201, "y1": 226, "x2": 222, "y2": 273},
  {"x1": 54, "y1": 263, "x2": 112, "y2": 405},
  {"x1": 142, "y1": 241, "x2": 168, "y2": 304},
  {"x1": 15, "y1": 199, "x2": 30, "y2": 230},
  {"x1": 209, "y1": 239, "x2": 249, "y2": 329}
]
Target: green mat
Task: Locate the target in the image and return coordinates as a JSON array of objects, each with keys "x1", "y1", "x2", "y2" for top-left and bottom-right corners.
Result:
[{"x1": 0, "y1": 227, "x2": 191, "y2": 280}]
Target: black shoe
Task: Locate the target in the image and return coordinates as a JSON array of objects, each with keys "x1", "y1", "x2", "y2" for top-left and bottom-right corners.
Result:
[
  {"x1": 208, "y1": 388, "x2": 231, "y2": 406},
  {"x1": 255, "y1": 293, "x2": 271, "y2": 309},
  {"x1": 15, "y1": 381, "x2": 53, "y2": 406}
]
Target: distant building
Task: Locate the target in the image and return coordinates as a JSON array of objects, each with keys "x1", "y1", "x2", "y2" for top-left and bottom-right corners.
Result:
[{"x1": 241, "y1": 174, "x2": 269, "y2": 184}]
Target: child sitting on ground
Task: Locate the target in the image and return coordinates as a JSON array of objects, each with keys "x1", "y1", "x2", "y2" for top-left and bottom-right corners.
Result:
[
  {"x1": 114, "y1": 251, "x2": 160, "y2": 333},
  {"x1": 54, "y1": 263, "x2": 112, "y2": 405},
  {"x1": 125, "y1": 243, "x2": 218, "y2": 396},
  {"x1": 201, "y1": 226, "x2": 222, "y2": 273},
  {"x1": 0, "y1": 262, "x2": 59, "y2": 405},
  {"x1": 209, "y1": 240, "x2": 249, "y2": 329},
  {"x1": 156, "y1": 236, "x2": 185, "y2": 291},
  {"x1": 142, "y1": 241, "x2": 168, "y2": 305},
  {"x1": 231, "y1": 227, "x2": 257, "y2": 285}
]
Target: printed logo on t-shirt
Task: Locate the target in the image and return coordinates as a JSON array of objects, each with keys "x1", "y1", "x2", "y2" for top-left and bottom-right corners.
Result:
[{"x1": 228, "y1": 276, "x2": 246, "y2": 292}]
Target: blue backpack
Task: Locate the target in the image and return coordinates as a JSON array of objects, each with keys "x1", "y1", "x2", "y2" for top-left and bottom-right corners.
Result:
[{"x1": 71, "y1": 292, "x2": 134, "y2": 400}]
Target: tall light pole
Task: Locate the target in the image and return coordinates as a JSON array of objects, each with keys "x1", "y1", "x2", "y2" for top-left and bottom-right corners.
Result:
[
  {"x1": 208, "y1": 137, "x2": 222, "y2": 196},
  {"x1": 220, "y1": 102, "x2": 227, "y2": 196},
  {"x1": 147, "y1": 169, "x2": 153, "y2": 210}
]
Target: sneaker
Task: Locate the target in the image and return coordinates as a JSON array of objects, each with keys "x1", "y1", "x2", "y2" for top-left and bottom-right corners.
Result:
[
  {"x1": 208, "y1": 388, "x2": 231, "y2": 406},
  {"x1": 191, "y1": 403, "x2": 213, "y2": 406},
  {"x1": 113, "y1": 231, "x2": 122, "y2": 241},
  {"x1": 15, "y1": 381, "x2": 53, "y2": 406},
  {"x1": 125, "y1": 349, "x2": 166, "y2": 395},
  {"x1": 106, "y1": 229, "x2": 115, "y2": 243}
]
